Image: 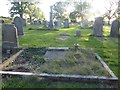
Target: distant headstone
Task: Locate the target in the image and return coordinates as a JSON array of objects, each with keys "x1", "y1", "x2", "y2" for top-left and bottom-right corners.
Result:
[
  {"x1": 49, "y1": 6, "x2": 53, "y2": 28},
  {"x1": 92, "y1": 17, "x2": 103, "y2": 37},
  {"x1": 23, "y1": 19, "x2": 26, "y2": 26},
  {"x1": 42, "y1": 20, "x2": 47, "y2": 28},
  {"x1": 57, "y1": 18, "x2": 62, "y2": 28},
  {"x1": 75, "y1": 30, "x2": 81, "y2": 37},
  {"x1": 80, "y1": 20, "x2": 88, "y2": 28},
  {"x1": 14, "y1": 16, "x2": 24, "y2": 36},
  {"x1": 110, "y1": 20, "x2": 119, "y2": 37},
  {"x1": 34, "y1": 20, "x2": 39, "y2": 25},
  {"x1": 64, "y1": 18, "x2": 69, "y2": 28},
  {"x1": 2, "y1": 24, "x2": 19, "y2": 49}
]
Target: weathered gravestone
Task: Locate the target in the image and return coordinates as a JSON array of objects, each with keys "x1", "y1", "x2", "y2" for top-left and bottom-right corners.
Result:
[
  {"x1": 92, "y1": 17, "x2": 103, "y2": 37},
  {"x1": 57, "y1": 18, "x2": 62, "y2": 28},
  {"x1": 75, "y1": 30, "x2": 81, "y2": 37},
  {"x1": 2, "y1": 24, "x2": 19, "y2": 48},
  {"x1": 110, "y1": 19, "x2": 119, "y2": 37},
  {"x1": 23, "y1": 19, "x2": 26, "y2": 26},
  {"x1": 64, "y1": 18, "x2": 69, "y2": 28},
  {"x1": 14, "y1": 16, "x2": 24, "y2": 36},
  {"x1": 80, "y1": 20, "x2": 88, "y2": 28}
]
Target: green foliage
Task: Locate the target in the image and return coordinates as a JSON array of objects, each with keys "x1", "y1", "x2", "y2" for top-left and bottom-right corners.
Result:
[
  {"x1": 69, "y1": 11, "x2": 77, "y2": 22},
  {"x1": 53, "y1": 2, "x2": 68, "y2": 19},
  {"x1": 73, "y1": 1, "x2": 91, "y2": 21},
  {"x1": 25, "y1": 3, "x2": 44, "y2": 22},
  {"x1": 9, "y1": 2, "x2": 29, "y2": 18},
  {"x1": 0, "y1": 17, "x2": 13, "y2": 24}
]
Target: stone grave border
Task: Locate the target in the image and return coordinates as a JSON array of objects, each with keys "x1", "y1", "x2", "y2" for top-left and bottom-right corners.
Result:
[{"x1": 0, "y1": 47, "x2": 118, "y2": 83}]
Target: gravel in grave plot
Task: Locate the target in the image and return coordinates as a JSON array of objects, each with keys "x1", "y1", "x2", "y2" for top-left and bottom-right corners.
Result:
[{"x1": 4, "y1": 47, "x2": 111, "y2": 77}]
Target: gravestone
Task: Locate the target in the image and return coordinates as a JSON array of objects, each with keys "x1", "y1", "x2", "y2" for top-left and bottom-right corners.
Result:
[
  {"x1": 14, "y1": 16, "x2": 24, "y2": 36},
  {"x1": 42, "y1": 20, "x2": 47, "y2": 28},
  {"x1": 57, "y1": 18, "x2": 62, "y2": 28},
  {"x1": 110, "y1": 19, "x2": 119, "y2": 37},
  {"x1": 80, "y1": 20, "x2": 88, "y2": 28},
  {"x1": 75, "y1": 30, "x2": 81, "y2": 37},
  {"x1": 23, "y1": 19, "x2": 26, "y2": 26},
  {"x1": 2, "y1": 24, "x2": 19, "y2": 48},
  {"x1": 49, "y1": 6, "x2": 53, "y2": 28},
  {"x1": 64, "y1": 18, "x2": 69, "y2": 28},
  {"x1": 34, "y1": 20, "x2": 39, "y2": 25},
  {"x1": 92, "y1": 17, "x2": 103, "y2": 37}
]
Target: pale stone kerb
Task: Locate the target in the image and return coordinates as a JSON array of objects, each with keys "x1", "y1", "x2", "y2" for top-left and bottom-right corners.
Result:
[{"x1": 0, "y1": 23, "x2": 2, "y2": 90}]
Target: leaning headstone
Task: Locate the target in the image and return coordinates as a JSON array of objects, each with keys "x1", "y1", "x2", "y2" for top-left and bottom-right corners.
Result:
[
  {"x1": 57, "y1": 18, "x2": 62, "y2": 28},
  {"x1": 75, "y1": 30, "x2": 81, "y2": 37},
  {"x1": 110, "y1": 19, "x2": 119, "y2": 37},
  {"x1": 23, "y1": 19, "x2": 26, "y2": 26},
  {"x1": 92, "y1": 17, "x2": 103, "y2": 37},
  {"x1": 64, "y1": 18, "x2": 69, "y2": 28},
  {"x1": 80, "y1": 20, "x2": 88, "y2": 28},
  {"x1": 2, "y1": 24, "x2": 19, "y2": 48},
  {"x1": 14, "y1": 16, "x2": 24, "y2": 36}
]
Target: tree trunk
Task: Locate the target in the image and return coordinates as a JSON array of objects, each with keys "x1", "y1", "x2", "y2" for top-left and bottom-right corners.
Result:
[
  {"x1": 30, "y1": 16, "x2": 32, "y2": 23},
  {"x1": 20, "y1": 13, "x2": 23, "y2": 19}
]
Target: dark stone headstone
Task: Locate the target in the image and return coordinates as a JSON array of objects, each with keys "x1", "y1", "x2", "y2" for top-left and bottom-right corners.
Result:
[
  {"x1": 92, "y1": 17, "x2": 103, "y2": 37},
  {"x1": 75, "y1": 30, "x2": 81, "y2": 37},
  {"x1": 64, "y1": 18, "x2": 69, "y2": 28},
  {"x1": 14, "y1": 16, "x2": 24, "y2": 36},
  {"x1": 23, "y1": 19, "x2": 26, "y2": 26},
  {"x1": 110, "y1": 20, "x2": 119, "y2": 37},
  {"x1": 2, "y1": 24, "x2": 19, "y2": 49}
]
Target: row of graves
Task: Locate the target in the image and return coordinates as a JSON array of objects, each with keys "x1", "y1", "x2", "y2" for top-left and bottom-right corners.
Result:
[
  {"x1": 0, "y1": 5, "x2": 119, "y2": 87},
  {"x1": 30, "y1": 18, "x2": 69, "y2": 29},
  {"x1": 77, "y1": 17, "x2": 119, "y2": 38}
]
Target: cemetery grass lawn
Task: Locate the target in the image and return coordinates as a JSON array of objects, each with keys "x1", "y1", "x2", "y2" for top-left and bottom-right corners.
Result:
[{"x1": 2, "y1": 24, "x2": 119, "y2": 88}]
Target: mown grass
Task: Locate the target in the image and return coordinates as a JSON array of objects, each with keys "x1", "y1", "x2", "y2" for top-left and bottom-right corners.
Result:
[{"x1": 2, "y1": 24, "x2": 119, "y2": 88}]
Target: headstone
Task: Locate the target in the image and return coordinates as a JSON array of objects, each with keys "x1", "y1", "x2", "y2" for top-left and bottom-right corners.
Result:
[
  {"x1": 92, "y1": 17, "x2": 103, "y2": 37},
  {"x1": 110, "y1": 19, "x2": 119, "y2": 37},
  {"x1": 64, "y1": 18, "x2": 69, "y2": 28},
  {"x1": 57, "y1": 18, "x2": 62, "y2": 28},
  {"x1": 42, "y1": 20, "x2": 47, "y2": 28},
  {"x1": 23, "y1": 19, "x2": 26, "y2": 26},
  {"x1": 75, "y1": 30, "x2": 81, "y2": 37},
  {"x1": 2, "y1": 24, "x2": 19, "y2": 48},
  {"x1": 49, "y1": 6, "x2": 53, "y2": 28},
  {"x1": 34, "y1": 20, "x2": 39, "y2": 25},
  {"x1": 14, "y1": 16, "x2": 24, "y2": 36},
  {"x1": 80, "y1": 20, "x2": 88, "y2": 28}
]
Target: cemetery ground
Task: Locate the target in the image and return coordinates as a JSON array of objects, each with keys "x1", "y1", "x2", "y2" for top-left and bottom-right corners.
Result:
[{"x1": 1, "y1": 24, "x2": 119, "y2": 88}]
